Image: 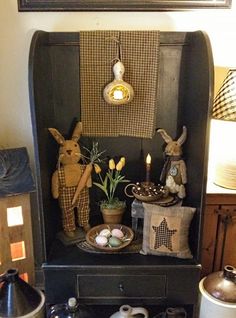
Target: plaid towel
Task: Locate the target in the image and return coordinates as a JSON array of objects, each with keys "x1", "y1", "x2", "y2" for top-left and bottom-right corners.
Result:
[{"x1": 80, "y1": 31, "x2": 160, "y2": 138}]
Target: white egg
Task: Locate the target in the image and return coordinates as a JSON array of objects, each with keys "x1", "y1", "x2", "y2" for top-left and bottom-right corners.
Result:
[
  {"x1": 111, "y1": 228, "x2": 124, "y2": 239},
  {"x1": 95, "y1": 235, "x2": 108, "y2": 246},
  {"x1": 99, "y1": 229, "x2": 111, "y2": 238}
]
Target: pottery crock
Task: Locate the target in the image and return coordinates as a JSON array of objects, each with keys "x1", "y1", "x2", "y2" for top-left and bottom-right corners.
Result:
[
  {"x1": 110, "y1": 304, "x2": 148, "y2": 318},
  {"x1": 0, "y1": 268, "x2": 45, "y2": 318},
  {"x1": 199, "y1": 265, "x2": 236, "y2": 318}
]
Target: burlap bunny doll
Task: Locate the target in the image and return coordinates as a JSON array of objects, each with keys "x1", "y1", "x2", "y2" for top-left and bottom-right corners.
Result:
[
  {"x1": 49, "y1": 122, "x2": 92, "y2": 237},
  {"x1": 157, "y1": 126, "x2": 187, "y2": 199}
]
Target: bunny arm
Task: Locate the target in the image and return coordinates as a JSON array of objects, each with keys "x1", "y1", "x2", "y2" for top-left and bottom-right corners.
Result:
[
  {"x1": 168, "y1": 160, "x2": 187, "y2": 185},
  {"x1": 51, "y1": 170, "x2": 59, "y2": 199},
  {"x1": 179, "y1": 160, "x2": 187, "y2": 184},
  {"x1": 72, "y1": 163, "x2": 93, "y2": 206},
  {"x1": 86, "y1": 174, "x2": 92, "y2": 188}
]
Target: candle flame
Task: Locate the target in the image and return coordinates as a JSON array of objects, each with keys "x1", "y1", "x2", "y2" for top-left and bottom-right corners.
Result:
[{"x1": 146, "y1": 153, "x2": 151, "y2": 164}]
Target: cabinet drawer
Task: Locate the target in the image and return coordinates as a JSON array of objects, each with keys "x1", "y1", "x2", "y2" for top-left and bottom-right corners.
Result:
[{"x1": 77, "y1": 274, "x2": 166, "y2": 299}]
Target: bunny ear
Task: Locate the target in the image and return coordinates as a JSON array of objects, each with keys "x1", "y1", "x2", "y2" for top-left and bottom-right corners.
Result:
[
  {"x1": 48, "y1": 128, "x2": 65, "y2": 145},
  {"x1": 177, "y1": 126, "x2": 187, "y2": 146},
  {"x1": 157, "y1": 128, "x2": 173, "y2": 143},
  {"x1": 72, "y1": 122, "x2": 82, "y2": 142}
]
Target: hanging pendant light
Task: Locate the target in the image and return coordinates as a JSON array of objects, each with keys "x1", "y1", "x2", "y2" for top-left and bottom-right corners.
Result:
[
  {"x1": 103, "y1": 35, "x2": 134, "y2": 106},
  {"x1": 103, "y1": 60, "x2": 134, "y2": 105}
]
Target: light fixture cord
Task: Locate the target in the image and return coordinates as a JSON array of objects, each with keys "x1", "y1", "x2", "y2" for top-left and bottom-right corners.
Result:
[{"x1": 105, "y1": 34, "x2": 123, "y2": 64}]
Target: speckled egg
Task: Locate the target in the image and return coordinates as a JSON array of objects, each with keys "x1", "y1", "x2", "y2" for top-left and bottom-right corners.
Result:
[
  {"x1": 99, "y1": 229, "x2": 111, "y2": 238},
  {"x1": 108, "y1": 236, "x2": 122, "y2": 247},
  {"x1": 111, "y1": 228, "x2": 124, "y2": 239},
  {"x1": 95, "y1": 235, "x2": 108, "y2": 246}
]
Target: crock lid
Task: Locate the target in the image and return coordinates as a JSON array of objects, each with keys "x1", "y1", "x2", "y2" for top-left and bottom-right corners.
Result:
[
  {"x1": 203, "y1": 265, "x2": 236, "y2": 303},
  {"x1": 0, "y1": 269, "x2": 42, "y2": 317}
]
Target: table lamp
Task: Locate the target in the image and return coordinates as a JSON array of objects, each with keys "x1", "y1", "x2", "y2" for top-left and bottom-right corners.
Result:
[{"x1": 212, "y1": 69, "x2": 236, "y2": 189}]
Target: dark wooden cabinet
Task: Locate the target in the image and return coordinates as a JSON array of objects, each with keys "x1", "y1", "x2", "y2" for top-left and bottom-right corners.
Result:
[
  {"x1": 43, "y1": 244, "x2": 200, "y2": 306},
  {"x1": 28, "y1": 30, "x2": 214, "y2": 317},
  {"x1": 201, "y1": 184, "x2": 236, "y2": 277}
]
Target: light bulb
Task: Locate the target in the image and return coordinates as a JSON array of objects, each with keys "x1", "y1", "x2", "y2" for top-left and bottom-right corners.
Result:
[
  {"x1": 103, "y1": 61, "x2": 134, "y2": 105},
  {"x1": 113, "y1": 89, "x2": 124, "y2": 100}
]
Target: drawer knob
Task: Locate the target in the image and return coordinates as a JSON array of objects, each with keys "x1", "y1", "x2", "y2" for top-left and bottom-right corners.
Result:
[{"x1": 119, "y1": 283, "x2": 124, "y2": 292}]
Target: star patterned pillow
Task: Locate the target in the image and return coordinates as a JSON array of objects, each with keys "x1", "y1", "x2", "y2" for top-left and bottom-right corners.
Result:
[{"x1": 141, "y1": 204, "x2": 196, "y2": 259}]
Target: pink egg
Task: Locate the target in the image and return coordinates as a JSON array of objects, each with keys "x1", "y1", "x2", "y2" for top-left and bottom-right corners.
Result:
[
  {"x1": 111, "y1": 228, "x2": 124, "y2": 239},
  {"x1": 95, "y1": 235, "x2": 108, "y2": 246}
]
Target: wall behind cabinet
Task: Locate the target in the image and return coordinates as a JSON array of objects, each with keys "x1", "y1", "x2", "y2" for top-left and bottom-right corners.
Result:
[{"x1": 0, "y1": 0, "x2": 236, "y2": 172}]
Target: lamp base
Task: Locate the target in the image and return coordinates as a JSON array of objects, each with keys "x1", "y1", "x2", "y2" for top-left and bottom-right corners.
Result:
[{"x1": 214, "y1": 160, "x2": 236, "y2": 190}]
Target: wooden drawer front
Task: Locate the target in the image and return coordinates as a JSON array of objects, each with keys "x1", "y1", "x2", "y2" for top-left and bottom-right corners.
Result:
[{"x1": 77, "y1": 274, "x2": 166, "y2": 299}]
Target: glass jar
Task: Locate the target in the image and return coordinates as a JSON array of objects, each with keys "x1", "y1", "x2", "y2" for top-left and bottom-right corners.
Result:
[{"x1": 48, "y1": 297, "x2": 95, "y2": 318}]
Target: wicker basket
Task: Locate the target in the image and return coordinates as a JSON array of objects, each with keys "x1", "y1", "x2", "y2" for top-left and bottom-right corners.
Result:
[{"x1": 86, "y1": 224, "x2": 134, "y2": 252}]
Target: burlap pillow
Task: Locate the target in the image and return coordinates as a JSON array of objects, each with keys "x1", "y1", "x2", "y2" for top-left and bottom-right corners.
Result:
[{"x1": 141, "y1": 204, "x2": 196, "y2": 259}]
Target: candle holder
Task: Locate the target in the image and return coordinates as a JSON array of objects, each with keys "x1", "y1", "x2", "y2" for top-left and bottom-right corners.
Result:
[{"x1": 125, "y1": 181, "x2": 169, "y2": 203}]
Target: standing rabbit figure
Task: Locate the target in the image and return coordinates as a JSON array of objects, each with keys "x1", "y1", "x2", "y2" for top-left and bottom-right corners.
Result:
[
  {"x1": 157, "y1": 126, "x2": 187, "y2": 199},
  {"x1": 49, "y1": 122, "x2": 92, "y2": 237}
]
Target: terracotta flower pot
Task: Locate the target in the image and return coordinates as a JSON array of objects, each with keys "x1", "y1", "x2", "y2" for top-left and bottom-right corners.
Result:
[{"x1": 101, "y1": 204, "x2": 125, "y2": 224}]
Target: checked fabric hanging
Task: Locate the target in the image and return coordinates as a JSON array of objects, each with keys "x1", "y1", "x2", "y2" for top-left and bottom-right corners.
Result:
[{"x1": 79, "y1": 30, "x2": 160, "y2": 138}]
